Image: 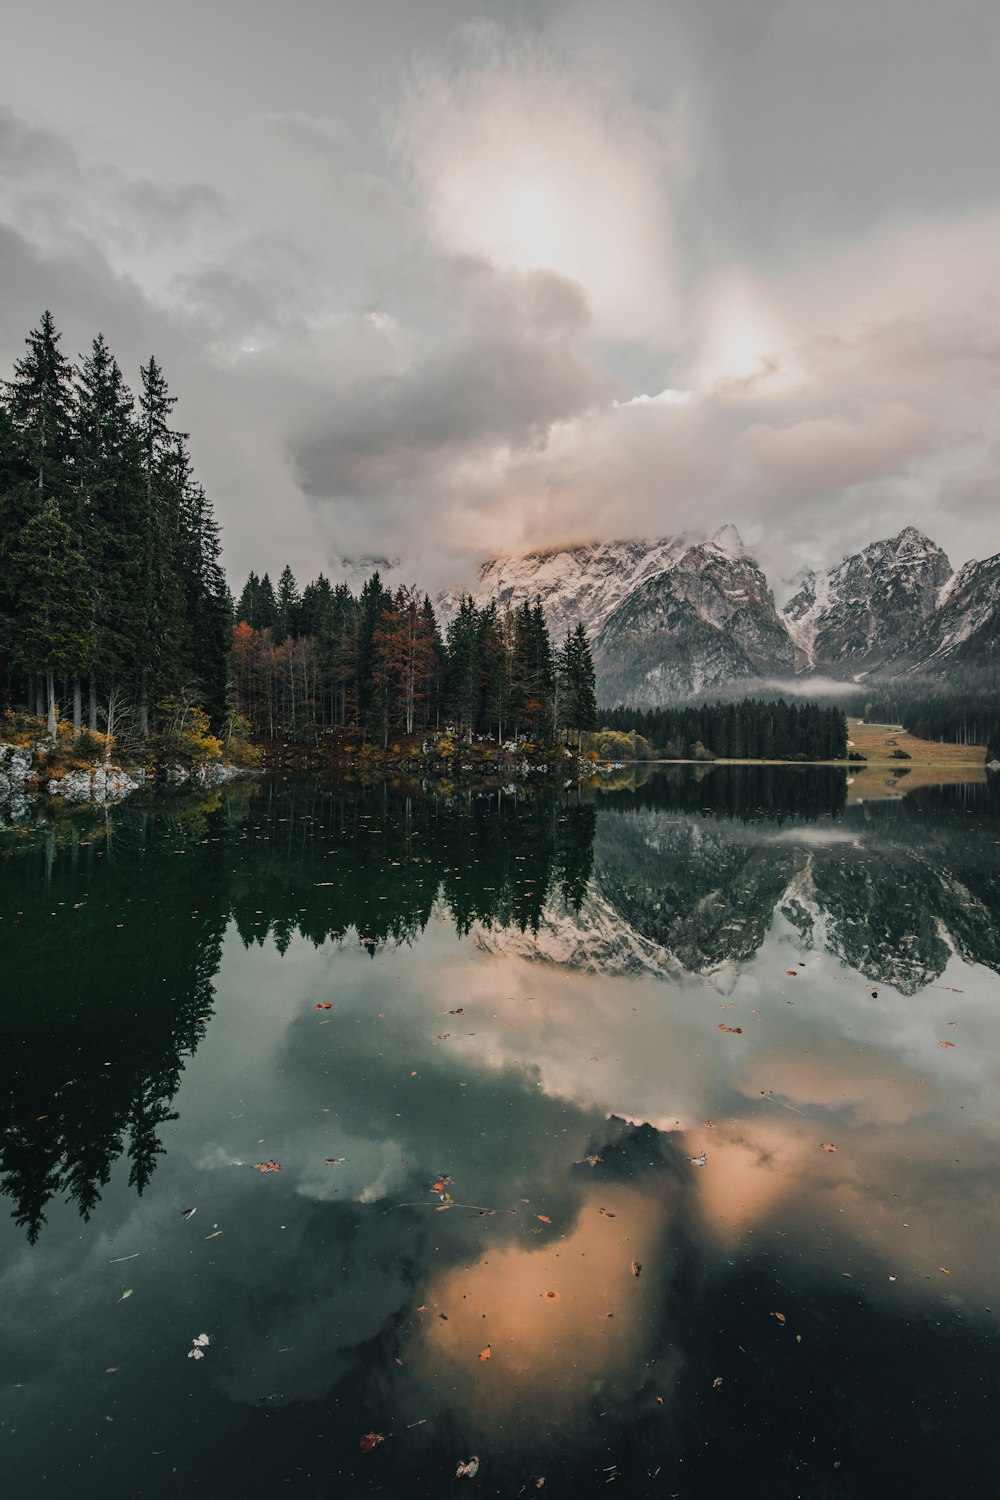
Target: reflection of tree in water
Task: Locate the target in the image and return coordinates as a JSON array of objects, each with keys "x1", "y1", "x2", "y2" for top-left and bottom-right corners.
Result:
[
  {"x1": 0, "y1": 795, "x2": 227, "y2": 1241},
  {"x1": 4, "y1": 770, "x2": 998, "y2": 1239},
  {"x1": 0, "y1": 781, "x2": 597, "y2": 1239}
]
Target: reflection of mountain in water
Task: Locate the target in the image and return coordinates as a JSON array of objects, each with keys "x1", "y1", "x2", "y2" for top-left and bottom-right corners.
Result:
[
  {"x1": 488, "y1": 771, "x2": 1000, "y2": 998},
  {"x1": 3, "y1": 769, "x2": 999, "y2": 1238}
]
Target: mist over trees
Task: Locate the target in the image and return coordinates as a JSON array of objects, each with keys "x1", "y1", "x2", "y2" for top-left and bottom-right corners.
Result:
[{"x1": 0, "y1": 313, "x2": 231, "y2": 742}]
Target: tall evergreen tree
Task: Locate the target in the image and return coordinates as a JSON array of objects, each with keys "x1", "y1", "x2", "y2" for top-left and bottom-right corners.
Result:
[
  {"x1": 275, "y1": 564, "x2": 300, "y2": 644},
  {"x1": 73, "y1": 334, "x2": 144, "y2": 728},
  {"x1": 8, "y1": 498, "x2": 90, "y2": 738}
]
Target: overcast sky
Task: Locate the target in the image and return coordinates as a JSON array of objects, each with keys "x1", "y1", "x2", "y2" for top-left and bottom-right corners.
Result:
[{"x1": 2, "y1": 0, "x2": 999, "y2": 590}]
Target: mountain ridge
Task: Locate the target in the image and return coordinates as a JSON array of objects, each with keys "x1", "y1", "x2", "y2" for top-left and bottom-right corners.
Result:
[{"x1": 433, "y1": 525, "x2": 998, "y2": 704}]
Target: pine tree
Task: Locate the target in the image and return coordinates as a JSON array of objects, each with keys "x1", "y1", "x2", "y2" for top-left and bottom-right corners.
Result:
[
  {"x1": 256, "y1": 572, "x2": 278, "y2": 632},
  {"x1": 8, "y1": 498, "x2": 90, "y2": 738},
  {"x1": 236, "y1": 572, "x2": 261, "y2": 627},
  {"x1": 275, "y1": 564, "x2": 300, "y2": 644},
  {"x1": 4, "y1": 311, "x2": 75, "y2": 514},
  {"x1": 74, "y1": 334, "x2": 145, "y2": 728}
]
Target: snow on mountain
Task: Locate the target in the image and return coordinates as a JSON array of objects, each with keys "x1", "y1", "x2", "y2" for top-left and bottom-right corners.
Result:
[
  {"x1": 883, "y1": 549, "x2": 1000, "y2": 673},
  {"x1": 424, "y1": 522, "x2": 997, "y2": 703},
  {"x1": 593, "y1": 531, "x2": 795, "y2": 703},
  {"x1": 781, "y1": 527, "x2": 952, "y2": 677},
  {"x1": 436, "y1": 534, "x2": 692, "y2": 642}
]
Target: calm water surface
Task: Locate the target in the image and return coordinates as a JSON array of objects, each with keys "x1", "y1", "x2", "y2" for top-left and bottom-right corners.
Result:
[{"x1": 2, "y1": 768, "x2": 999, "y2": 1497}]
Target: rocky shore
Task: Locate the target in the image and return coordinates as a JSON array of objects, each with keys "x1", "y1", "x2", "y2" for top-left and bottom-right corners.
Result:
[{"x1": 0, "y1": 740, "x2": 246, "y2": 826}]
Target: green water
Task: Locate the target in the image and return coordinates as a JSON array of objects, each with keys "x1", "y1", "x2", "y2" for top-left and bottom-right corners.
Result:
[{"x1": 2, "y1": 769, "x2": 999, "y2": 1496}]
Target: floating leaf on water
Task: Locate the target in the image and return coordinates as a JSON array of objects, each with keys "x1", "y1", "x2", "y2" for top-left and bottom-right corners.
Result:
[
  {"x1": 187, "y1": 1347, "x2": 204, "y2": 1360},
  {"x1": 536, "y1": 1214, "x2": 552, "y2": 1224},
  {"x1": 204, "y1": 1230, "x2": 222, "y2": 1239},
  {"x1": 712, "y1": 1377, "x2": 724, "y2": 1388},
  {"x1": 938, "y1": 1041, "x2": 956, "y2": 1048},
  {"x1": 575, "y1": 1155, "x2": 603, "y2": 1167},
  {"x1": 689, "y1": 1151, "x2": 708, "y2": 1166},
  {"x1": 820, "y1": 1143, "x2": 839, "y2": 1152},
  {"x1": 631, "y1": 1261, "x2": 642, "y2": 1277},
  {"x1": 181, "y1": 1207, "x2": 197, "y2": 1219},
  {"x1": 785, "y1": 969, "x2": 797, "y2": 976},
  {"x1": 360, "y1": 1432, "x2": 384, "y2": 1454},
  {"x1": 118, "y1": 1289, "x2": 133, "y2": 1303},
  {"x1": 716, "y1": 1024, "x2": 743, "y2": 1034},
  {"x1": 656, "y1": 1395, "x2": 664, "y2": 1405},
  {"x1": 456, "y1": 1457, "x2": 480, "y2": 1479},
  {"x1": 939, "y1": 1267, "x2": 951, "y2": 1275},
  {"x1": 479, "y1": 1345, "x2": 492, "y2": 1361},
  {"x1": 325, "y1": 1158, "x2": 347, "y2": 1165},
  {"x1": 449, "y1": 1007, "x2": 465, "y2": 1016},
  {"x1": 105, "y1": 1367, "x2": 119, "y2": 1374},
  {"x1": 193, "y1": 1334, "x2": 210, "y2": 1347},
  {"x1": 544, "y1": 1290, "x2": 561, "y2": 1302},
  {"x1": 251, "y1": 1161, "x2": 281, "y2": 1172},
  {"x1": 772, "y1": 1311, "x2": 786, "y2": 1324}
]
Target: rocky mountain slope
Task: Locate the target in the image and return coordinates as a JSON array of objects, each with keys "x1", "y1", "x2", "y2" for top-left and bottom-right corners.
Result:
[
  {"x1": 881, "y1": 550, "x2": 1000, "y2": 676},
  {"x1": 782, "y1": 527, "x2": 953, "y2": 675},
  {"x1": 435, "y1": 525, "x2": 999, "y2": 703}
]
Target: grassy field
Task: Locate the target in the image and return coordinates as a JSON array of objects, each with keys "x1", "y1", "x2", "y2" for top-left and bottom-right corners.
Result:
[{"x1": 844, "y1": 717, "x2": 987, "y2": 801}]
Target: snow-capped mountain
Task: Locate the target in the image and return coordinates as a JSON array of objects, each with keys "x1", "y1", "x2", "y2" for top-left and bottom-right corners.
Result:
[
  {"x1": 436, "y1": 535, "x2": 692, "y2": 642},
  {"x1": 782, "y1": 527, "x2": 952, "y2": 675},
  {"x1": 431, "y1": 524, "x2": 998, "y2": 702},
  {"x1": 592, "y1": 531, "x2": 795, "y2": 703},
  {"x1": 882, "y1": 550, "x2": 1000, "y2": 675}
]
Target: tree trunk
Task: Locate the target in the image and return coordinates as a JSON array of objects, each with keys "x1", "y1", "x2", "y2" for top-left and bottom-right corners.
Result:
[
  {"x1": 46, "y1": 668, "x2": 57, "y2": 740},
  {"x1": 73, "y1": 676, "x2": 82, "y2": 737},
  {"x1": 89, "y1": 674, "x2": 98, "y2": 732}
]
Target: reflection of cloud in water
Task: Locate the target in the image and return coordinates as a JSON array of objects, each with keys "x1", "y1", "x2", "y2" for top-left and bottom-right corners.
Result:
[{"x1": 413, "y1": 1184, "x2": 673, "y2": 1436}]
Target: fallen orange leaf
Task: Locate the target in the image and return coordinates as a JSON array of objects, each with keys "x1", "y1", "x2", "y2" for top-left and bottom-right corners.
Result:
[
  {"x1": 314, "y1": 1002, "x2": 332, "y2": 1010},
  {"x1": 537, "y1": 1214, "x2": 552, "y2": 1224},
  {"x1": 820, "y1": 1142, "x2": 839, "y2": 1152},
  {"x1": 479, "y1": 1345, "x2": 492, "y2": 1361},
  {"x1": 939, "y1": 1041, "x2": 956, "y2": 1048},
  {"x1": 360, "y1": 1432, "x2": 384, "y2": 1454},
  {"x1": 717, "y1": 1024, "x2": 743, "y2": 1034},
  {"x1": 772, "y1": 1311, "x2": 786, "y2": 1324},
  {"x1": 631, "y1": 1260, "x2": 642, "y2": 1277},
  {"x1": 544, "y1": 1290, "x2": 561, "y2": 1302}
]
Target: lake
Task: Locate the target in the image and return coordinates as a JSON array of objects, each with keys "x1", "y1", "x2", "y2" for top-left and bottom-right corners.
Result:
[{"x1": 2, "y1": 767, "x2": 999, "y2": 1497}]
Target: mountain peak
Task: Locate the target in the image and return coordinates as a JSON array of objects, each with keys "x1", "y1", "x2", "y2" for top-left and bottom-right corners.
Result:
[{"x1": 710, "y1": 524, "x2": 745, "y2": 558}]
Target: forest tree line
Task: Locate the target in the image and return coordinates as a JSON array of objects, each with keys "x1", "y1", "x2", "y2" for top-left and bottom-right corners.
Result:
[
  {"x1": 0, "y1": 312, "x2": 230, "y2": 743},
  {"x1": 601, "y1": 698, "x2": 849, "y2": 760},
  {"x1": 231, "y1": 566, "x2": 598, "y2": 746},
  {"x1": 863, "y1": 686, "x2": 1000, "y2": 761}
]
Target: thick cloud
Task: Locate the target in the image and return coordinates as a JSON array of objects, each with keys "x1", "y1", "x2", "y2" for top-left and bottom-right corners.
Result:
[{"x1": 1, "y1": 4, "x2": 999, "y2": 586}]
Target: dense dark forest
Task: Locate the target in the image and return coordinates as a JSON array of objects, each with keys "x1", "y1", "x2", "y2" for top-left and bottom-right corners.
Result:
[
  {"x1": 0, "y1": 313, "x2": 231, "y2": 743},
  {"x1": 601, "y1": 698, "x2": 848, "y2": 760},
  {"x1": 231, "y1": 572, "x2": 598, "y2": 747},
  {"x1": 864, "y1": 687, "x2": 1000, "y2": 760}
]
